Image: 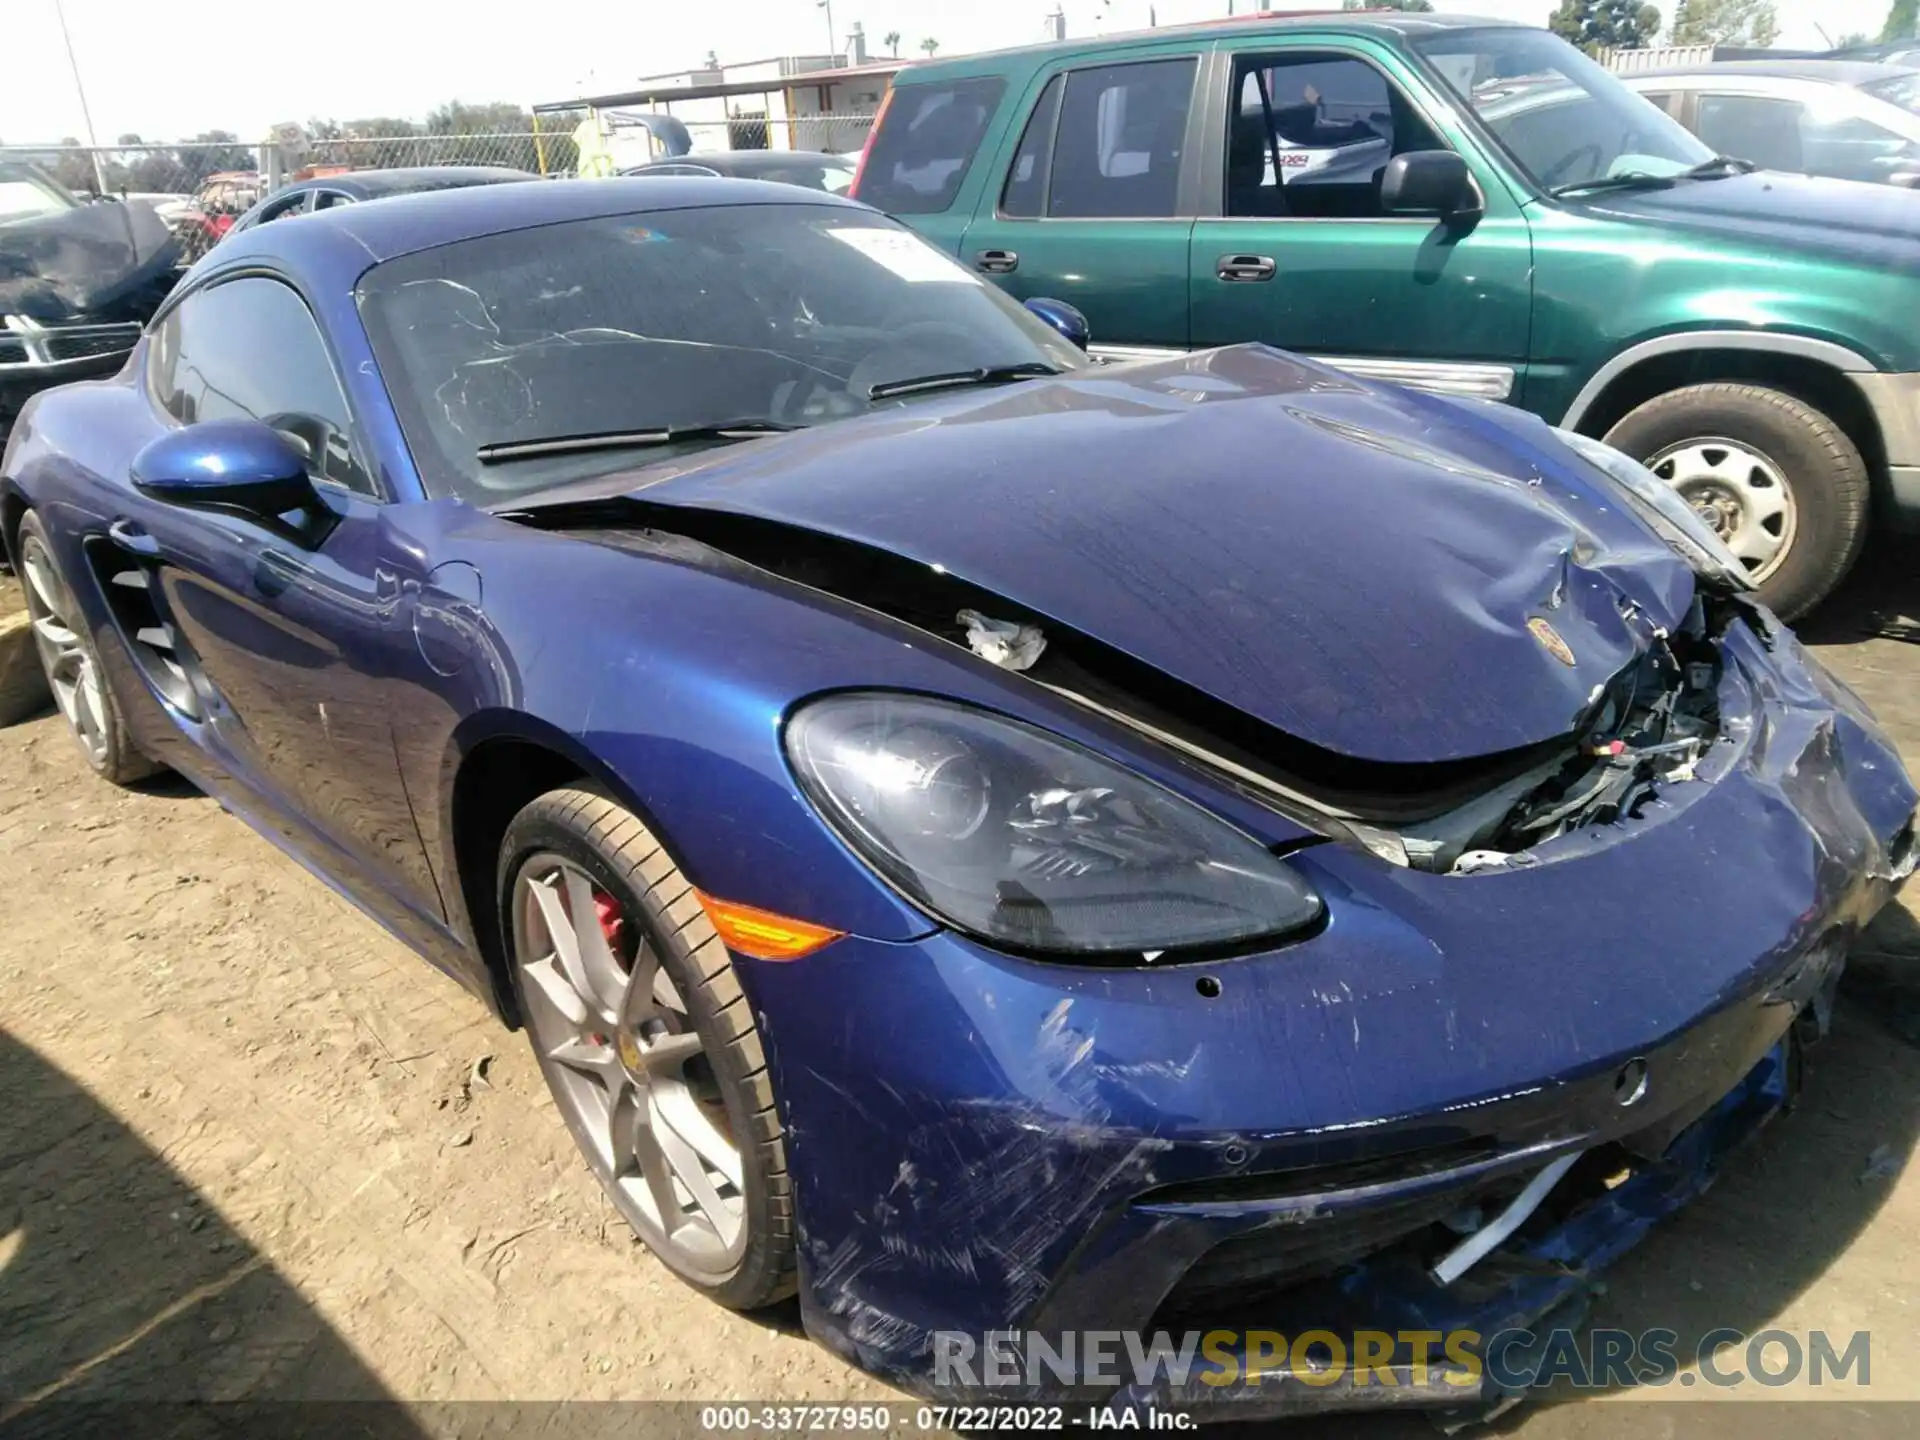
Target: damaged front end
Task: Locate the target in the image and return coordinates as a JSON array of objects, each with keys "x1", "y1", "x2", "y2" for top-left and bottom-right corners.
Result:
[
  {"x1": 493, "y1": 352, "x2": 1917, "y2": 1421},
  {"x1": 1390, "y1": 594, "x2": 1731, "y2": 875},
  {"x1": 1, "y1": 163, "x2": 179, "y2": 443}
]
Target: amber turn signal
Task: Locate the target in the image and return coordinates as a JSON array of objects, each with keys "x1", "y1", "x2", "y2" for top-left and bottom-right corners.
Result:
[{"x1": 696, "y1": 891, "x2": 844, "y2": 961}]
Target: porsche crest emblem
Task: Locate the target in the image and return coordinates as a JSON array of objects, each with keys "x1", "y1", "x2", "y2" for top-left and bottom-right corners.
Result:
[{"x1": 1527, "y1": 617, "x2": 1577, "y2": 667}]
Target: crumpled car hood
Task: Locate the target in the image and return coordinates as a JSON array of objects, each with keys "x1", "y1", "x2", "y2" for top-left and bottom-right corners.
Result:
[
  {"x1": 628, "y1": 346, "x2": 1697, "y2": 764},
  {"x1": 0, "y1": 198, "x2": 179, "y2": 321}
]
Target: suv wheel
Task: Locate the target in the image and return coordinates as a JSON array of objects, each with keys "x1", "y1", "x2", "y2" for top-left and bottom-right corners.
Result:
[{"x1": 1602, "y1": 383, "x2": 1868, "y2": 622}]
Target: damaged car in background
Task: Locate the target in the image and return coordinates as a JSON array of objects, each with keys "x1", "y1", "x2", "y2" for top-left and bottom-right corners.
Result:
[
  {"x1": 0, "y1": 161, "x2": 178, "y2": 446},
  {"x1": 1, "y1": 179, "x2": 1915, "y2": 1422}
]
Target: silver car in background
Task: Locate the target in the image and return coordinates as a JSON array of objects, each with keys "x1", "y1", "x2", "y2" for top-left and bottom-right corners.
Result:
[{"x1": 1624, "y1": 61, "x2": 1920, "y2": 188}]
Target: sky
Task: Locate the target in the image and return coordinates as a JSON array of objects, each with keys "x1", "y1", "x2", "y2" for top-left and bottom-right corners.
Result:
[{"x1": 0, "y1": 0, "x2": 1898, "y2": 147}]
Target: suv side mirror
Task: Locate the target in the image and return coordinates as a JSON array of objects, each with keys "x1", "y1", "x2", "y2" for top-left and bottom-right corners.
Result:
[
  {"x1": 132, "y1": 420, "x2": 334, "y2": 544},
  {"x1": 1380, "y1": 151, "x2": 1482, "y2": 221}
]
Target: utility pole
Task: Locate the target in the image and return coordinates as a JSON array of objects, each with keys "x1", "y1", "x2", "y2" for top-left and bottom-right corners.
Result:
[
  {"x1": 52, "y1": 0, "x2": 110, "y2": 194},
  {"x1": 819, "y1": 0, "x2": 836, "y2": 60}
]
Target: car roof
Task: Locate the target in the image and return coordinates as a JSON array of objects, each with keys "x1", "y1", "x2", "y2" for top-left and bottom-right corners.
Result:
[
  {"x1": 209, "y1": 175, "x2": 870, "y2": 274},
  {"x1": 635, "y1": 150, "x2": 851, "y2": 172},
  {"x1": 900, "y1": 10, "x2": 1515, "y2": 81},
  {"x1": 1628, "y1": 59, "x2": 1914, "y2": 85},
  {"x1": 309, "y1": 165, "x2": 537, "y2": 197}
]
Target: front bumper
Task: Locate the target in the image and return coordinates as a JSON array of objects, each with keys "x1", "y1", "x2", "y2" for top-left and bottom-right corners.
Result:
[
  {"x1": 743, "y1": 611, "x2": 1916, "y2": 1413},
  {"x1": 0, "y1": 317, "x2": 140, "y2": 442}
]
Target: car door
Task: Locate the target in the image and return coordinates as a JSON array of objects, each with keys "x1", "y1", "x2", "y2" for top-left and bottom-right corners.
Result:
[
  {"x1": 1187, "y1": 39, "x2": 1533, "y2": 400},
  {"x1": 108, "y1": 274, "x2": 444, "y2": 920},
  {"x1": 959, "y1": 54, "x2": 1203, "y2": 355}
]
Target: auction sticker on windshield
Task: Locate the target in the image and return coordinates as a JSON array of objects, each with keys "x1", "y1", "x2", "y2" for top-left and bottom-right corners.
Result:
[{"x1": 827, "y1": 226, "x2": 980, "y2": 283}]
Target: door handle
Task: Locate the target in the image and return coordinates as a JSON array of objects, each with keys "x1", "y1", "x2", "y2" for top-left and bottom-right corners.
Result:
[
  {"x1": 108, "y1": 519, "x2": 161, "y2": 557},
  {"x1": 975, "y1": 248, "x2": 1019, "y2": 274},
  {"x1": 1216, "y1": 254, "x2": 1276, "y2": 282}
]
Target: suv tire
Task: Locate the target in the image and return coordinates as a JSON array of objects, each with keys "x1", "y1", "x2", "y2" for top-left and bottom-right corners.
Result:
[{"x1": 1603, "y1": 383, "x2": 1868, "y2": 622}]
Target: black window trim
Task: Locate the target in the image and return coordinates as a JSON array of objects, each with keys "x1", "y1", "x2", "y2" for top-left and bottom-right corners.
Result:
[
  {"x1": 1204, "y1": 39, "x2": 1468, "y2": 226},
  {"x1": 990, "y1": 51, "x2": 1210, "y2": 224},
  {"x1": 141, "y1": 267, "x2": 389, "y2": 505}
]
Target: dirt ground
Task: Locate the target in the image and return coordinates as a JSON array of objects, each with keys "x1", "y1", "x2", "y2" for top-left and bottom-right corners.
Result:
[{"x1": 2, "y1": 543, "x2": 1920, "y2": 1438}]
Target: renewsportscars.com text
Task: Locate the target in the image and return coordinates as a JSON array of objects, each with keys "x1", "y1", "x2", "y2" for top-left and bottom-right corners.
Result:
[{"x1": 933, "y1": 1327, "x2": 1872, "y2": 1391}]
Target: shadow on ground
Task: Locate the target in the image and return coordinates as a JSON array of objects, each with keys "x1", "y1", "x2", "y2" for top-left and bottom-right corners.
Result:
[
  {"x1": 1795, "y1": 533, "x2": 1920, "y2": 649},
  {"x1": 0, "y1": 1028, "x2": 429, "y2": 1440}
]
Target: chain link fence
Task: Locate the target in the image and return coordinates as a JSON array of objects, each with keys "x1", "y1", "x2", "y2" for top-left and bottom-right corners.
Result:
[{"x1": 2, "y1": 112, "x2": 877, "y2": 263}]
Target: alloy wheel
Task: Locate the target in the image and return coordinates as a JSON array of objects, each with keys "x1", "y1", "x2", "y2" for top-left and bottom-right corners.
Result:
[
  {"x1": 1645, "y1": 436, "x2": 1798, "y2": 585},
  {"x1": 512, "y1": 854, "x2": 748, "y2": 1273},
  {"x1": 19, "y1": 536, "x2": 109, "y2": 767}
]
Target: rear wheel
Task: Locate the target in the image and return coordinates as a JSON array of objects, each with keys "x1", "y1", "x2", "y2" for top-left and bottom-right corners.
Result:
[
  {"x1": 15, "y1": 512, "x2": 162, "y2": 782},
  {"x1": 498, "y1": 785, "x2": 795, "y2": 1309},
  {"x1": 1602, "y1": 383, "x2": 1869, "y2": 622}
]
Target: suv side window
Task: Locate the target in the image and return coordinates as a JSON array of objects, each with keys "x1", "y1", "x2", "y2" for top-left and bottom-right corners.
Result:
[
  {"x1": 1226, "y1": 52, "x2": 1444, "y2": 219},
  {"x1": 1000, "y1": 74, "x2": 1064, "y2": 217},
  {"x1": 856, "y1": 76, "x2": 1007, "y2": 215},
  {"x1": 1048, "y1": 59, "x2": 1196, "y2": 218},
  {"x1": 146, "y1": 277, "x2": 378, "y2": 497}
]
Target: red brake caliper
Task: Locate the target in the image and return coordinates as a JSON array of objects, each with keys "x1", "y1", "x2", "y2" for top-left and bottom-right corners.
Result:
[
  {"x1": 593, "y1": 889, "x2": 626, "y2": 958},
  {"x1": 588, "y1": 889, "x2": 626, "y2": 1049}
]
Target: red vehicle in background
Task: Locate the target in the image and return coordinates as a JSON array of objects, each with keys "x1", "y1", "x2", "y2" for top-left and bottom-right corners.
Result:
[{"x1": 172, "y1": 171, "x2": 262, "y2": 260}]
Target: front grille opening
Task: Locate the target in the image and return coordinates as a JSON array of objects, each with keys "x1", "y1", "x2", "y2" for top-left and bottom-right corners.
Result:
[{"x1": 1149, "y1": 1143, "x2": 1645, "y2": 1333}]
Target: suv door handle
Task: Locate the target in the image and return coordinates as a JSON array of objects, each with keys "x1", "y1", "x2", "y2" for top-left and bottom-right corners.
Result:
[
  {"x1": 1217, "y1": 254, "x2": 1276, "y2": 282},
  {"x1": 108, "y1": 519, "x2": 161, "y2": 557},
  {"x1": 975, "y1": 249, "x2": 1019, "y2": 274}
]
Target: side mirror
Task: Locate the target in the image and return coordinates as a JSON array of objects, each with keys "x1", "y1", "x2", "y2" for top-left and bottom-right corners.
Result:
[
  {"x1": 1024, "y1": 296, "x2": 1091, "y2": 350},
  {"x1": 1380, "y1": 150, "x2": 1482, "y2": 221},
  {"x1": 132, "y1": 420, "x2": 333, "y2": 544}
]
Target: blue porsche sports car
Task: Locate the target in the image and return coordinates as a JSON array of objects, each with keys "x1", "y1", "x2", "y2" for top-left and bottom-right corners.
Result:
[{"x1": 3, "y1": 178, "x2": 1916, "y2": 1418}]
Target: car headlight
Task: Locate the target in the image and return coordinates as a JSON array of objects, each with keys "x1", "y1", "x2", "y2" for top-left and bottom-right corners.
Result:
[
  {"x1": 1550, "y1": 426, "x2": 1751, "y2": 590},
  {"x1": 786, "y1": 693, "x2": 1323, "y2": 957}
]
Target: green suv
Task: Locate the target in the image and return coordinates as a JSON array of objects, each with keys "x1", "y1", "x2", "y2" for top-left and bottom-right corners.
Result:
[{"x1": 853, "y1": 14, "x2": 1920, "y2": 619}]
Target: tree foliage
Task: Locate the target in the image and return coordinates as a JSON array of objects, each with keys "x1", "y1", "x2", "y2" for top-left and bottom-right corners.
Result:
[
  {"x1": 1885, "y1": 0, "x2": 1918, "y2": 42},
  {"x1": 1672, "y1": 0, "x2": 1779, "y2": 46},
  {"x1": 1549, "y1": 0, "x2": 1663, "y2": 51}
]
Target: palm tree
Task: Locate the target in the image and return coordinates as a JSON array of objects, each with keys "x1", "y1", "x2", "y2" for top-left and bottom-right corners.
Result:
[
  {"x1": 884, "y1": 30, "x2": 901, "y2": 56},
  {"x1": 920, "y1": 36, "x2": 940, "y2": 56}
]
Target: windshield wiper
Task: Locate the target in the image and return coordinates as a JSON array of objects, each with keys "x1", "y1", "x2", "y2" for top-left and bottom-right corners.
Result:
[
  {"x1": 866, "y1": 362, "x2": 1060, "y2": 401},
  {"x1": 1550, "y1": 171, "x2": 1679, "y2": 198},
  {"x1": 476, "y1": 419, "x2": 799, "y2": 464},
  {"x1": 1550, "y1": 154, "x2": 1756, "y2": 198},
  {"x1": 1681, "y1": 154, "x2": 1756, "y2": 179}
]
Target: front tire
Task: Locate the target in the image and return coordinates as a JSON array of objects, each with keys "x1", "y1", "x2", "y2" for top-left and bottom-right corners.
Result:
[
  {"x1": 15, "y1": 512, "x2": 163, "y2": 782},
  {"x1": 498, "y1": 784, "x2": 796, "y2": 1310},
  {"x1": 1602, "y1": 383, "x2": 1869, "y2": 622},
  {"x1": 0, "y1": 566, "x2": 51, "y2": 726}
]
